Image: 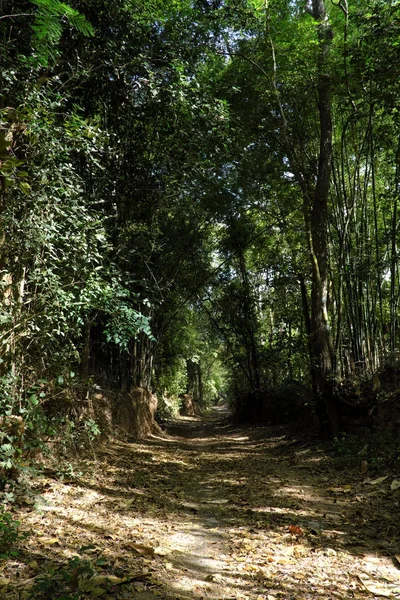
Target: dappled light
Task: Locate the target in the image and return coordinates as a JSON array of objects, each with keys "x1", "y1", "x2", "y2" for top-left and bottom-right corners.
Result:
[
  {"x1": 2, "y1": 1, "x2": 400, "y2": 598},
  {"x1": 2, "y1": 410, "x2": 399, "y2": 599}
]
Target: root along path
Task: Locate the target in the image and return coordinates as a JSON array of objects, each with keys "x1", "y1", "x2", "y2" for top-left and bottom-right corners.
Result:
[{"x1": 6, "y1": 408, "x2": 400, "y2": 599}]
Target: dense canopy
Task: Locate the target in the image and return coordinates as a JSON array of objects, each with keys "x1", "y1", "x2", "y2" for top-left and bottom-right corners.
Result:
[
  {"x1": 1, "y1": 1, "x2": 400, "y2": 597},
  {"x1": 1, "y1": 0, "x2": 400, "y2": 463}
]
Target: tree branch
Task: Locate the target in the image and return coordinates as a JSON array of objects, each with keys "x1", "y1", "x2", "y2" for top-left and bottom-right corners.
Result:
[{"x1": 0, "y1": 13, "x2": 31, "y2": 20}]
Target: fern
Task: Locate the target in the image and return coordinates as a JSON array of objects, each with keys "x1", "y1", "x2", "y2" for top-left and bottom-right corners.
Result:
[{"x1": 30, "y1": 0, "x2": 94, "y2": 64}]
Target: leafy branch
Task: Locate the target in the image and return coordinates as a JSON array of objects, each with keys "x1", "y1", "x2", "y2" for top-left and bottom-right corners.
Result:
[
  {"x1": 1, "y1": 0, "x2": 95, "y2": 64},
  {"x1": 31, "y1": 0, "x2": 94, "y2": 43}
]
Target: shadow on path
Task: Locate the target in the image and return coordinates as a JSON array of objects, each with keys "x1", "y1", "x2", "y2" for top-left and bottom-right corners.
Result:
[{"x1": 6, "y1": 406, "x2": 400, "y2": 599}]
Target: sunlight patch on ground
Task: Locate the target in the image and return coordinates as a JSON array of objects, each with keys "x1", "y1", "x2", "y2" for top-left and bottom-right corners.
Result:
[
  {"x1": 7, "y1": 416, "x2": 399, "y2": 600},
  {"x1": 304, "y1": 455, "x2": 327, "y2": 464},
  {"x1": 275, "y1": 483, "x2": 320, "y2": 499}
]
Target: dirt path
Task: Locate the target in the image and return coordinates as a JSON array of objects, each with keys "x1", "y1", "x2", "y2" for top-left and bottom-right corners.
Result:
[{"x1": 3, "y1": 409, "x2": 400, "y2": 599}]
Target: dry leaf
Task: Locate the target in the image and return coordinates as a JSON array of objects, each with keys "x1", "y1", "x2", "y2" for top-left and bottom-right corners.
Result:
[
  {"x1": 154, "y1": 546, "x2": 171, "y2": 556},
  {"x1": 276, "y1": 557, "x2": 292, "y2": 565},
  {"x1": 118, "y1": 499, "x2": 135, "y2": 509},
  {"x1": 181, "y1": 501, "x2": 199, "y2": 511},
  {"x1": 205, "y1": 573, "x2": 224, "y2": 582},
  {"x1": 147, "y1": 574, "x2": 164, "y2": 586},
  {"x1": 127, "y1": 569, "x2": 150, "y2": 580},
  {"x1": 0, "y1": 577, "x2": 11, "y2": 587},
  {"x1": 14, "y1": 576, "x2": 38, "y2": 588},
  {"x1": 390, "y1": 479, "x2": 400, "y2": 491},
  {"x1": 358, "y1": 575, "x2": 397, "y2": 597},
  {"x1": 358, "y1": 444, "x2": 369, "y2": 456},
  {"x1": 328, "y1": 485, "x2": 352, "y2": 493},
  {"x1": 42, "y1": 537, "x2": 60, "y2": 546},
  {"x1": 128, "y1": 543, "x2": 155, "y2": 556},
  {"x1": 293, "y1": 544, "x2": 308, "y2": 557},
  {"x1": 28, "y1": 560, "x2": 40, "y2": 572},
  {"x1": 289, "y1": 525, "x2": 303, "y2": 535},
  {"x1": 244, "y1": 563, "x2": 258, "y2": 572},
  {"x1": 366, "y1": 475, "x2": 390, "y2": 486},
  {"x1": 87, "y1": 586, "x2": 107, "y2": 597}
]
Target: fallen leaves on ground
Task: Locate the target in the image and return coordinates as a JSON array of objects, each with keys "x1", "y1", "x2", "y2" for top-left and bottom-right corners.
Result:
[{"x1": 1, "y1": 410, "x2": 399, "y2": 599}]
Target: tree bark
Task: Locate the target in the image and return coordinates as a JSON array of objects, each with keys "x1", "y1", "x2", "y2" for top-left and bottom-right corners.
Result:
[
  {"x1": 266, "y1": 0, "x2": 339, "y2": 433},
  {"x1": 308, "y1": 0, "x2": 339, "y2": 435}
]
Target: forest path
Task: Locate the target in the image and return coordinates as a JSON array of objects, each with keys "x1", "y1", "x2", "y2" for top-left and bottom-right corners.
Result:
[{"x1": 6, "y1": 408, "x2": 400, "y2": 599}]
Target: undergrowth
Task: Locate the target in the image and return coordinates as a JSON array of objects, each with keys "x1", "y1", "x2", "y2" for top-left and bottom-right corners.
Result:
[
  {"x1": 0, "y1": 505, "x2": 27, "y2": 558},
  {"x1": 333, "y1": 428, "x2": 400, "y2": 474}
]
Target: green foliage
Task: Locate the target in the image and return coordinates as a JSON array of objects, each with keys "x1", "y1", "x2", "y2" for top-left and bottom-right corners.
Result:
[
  {"x1": 31, "y1": 553, "x2": 142, "y2": 599},
  {"x1": 102, "y1": 298, "x2": 154, "y2": 351},
  {"x1": 56, "y1": 416, "x2": 101, "y2": 454},
  {"x1": 32, "y1": 555, "x2": 94, "y2": 599},
  {"x1": 55, "y1": 460, "x2": 82, "y2": 482},
  {"x1": 0, "y1": 83, "x2": 154, "y2": 387},
  {"x1": 156, "y1": 394, "x2": 181, "y2": 421},
  {"x1": 157, "y1": 357, "x2": 188, "y2": 399},
  {"x1": 31, "y1": 0, "x2": 94, "y2": 64},
  {"x1": 83, "y1": 418, "x2": 101, "y2": 441},
  {"x1": 155, "y1": 306, "x2": 228, "y2": 406},
  {"x1": 333, "y1": 428, "x2": 400, "y2": 474},
  {"x1": 0, "y1": 374, "x2": 56, "y2": 491},
  {"x1": 0, "y1": 506, "x2": 26, "y2": 557},
  {"x1": 2, "y1": 0, "x2": 400, "y2": 438}
]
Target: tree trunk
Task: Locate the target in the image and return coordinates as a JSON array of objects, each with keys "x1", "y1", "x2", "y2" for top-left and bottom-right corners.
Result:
[
  {"x1": 268, "y1": 0, "x2": 339, "y2": 434},
  {"x1": 238, "y1": 249, "x2": 261, "y2": 391},
  {"x1": 80, "y1": 320, "x2": 91, "y2": 382},
  {"x1": 308, "y1": 0, "x2": 339, "y2": 435},
  {"x1": 390, "y1": 156, "x2": 399, "y2": 364},
  {"x1": 299, "y1": 274, "x2": 317, "y2": 395}
]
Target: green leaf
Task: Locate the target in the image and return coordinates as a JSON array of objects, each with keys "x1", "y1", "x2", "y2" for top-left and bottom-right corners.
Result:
[{"x1": 19, "y1": 182, "x2": 32, "y2": 195}]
